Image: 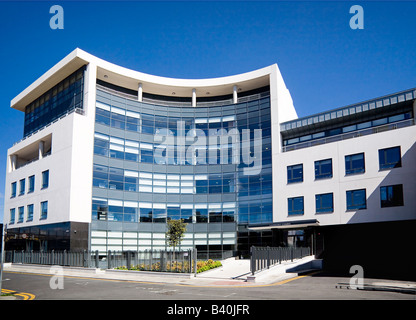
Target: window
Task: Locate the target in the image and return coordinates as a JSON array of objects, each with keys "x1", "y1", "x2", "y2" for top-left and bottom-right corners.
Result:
[
  {"x1": 315, "y1": 159, "x2": 333, "y2": 179},
  {"x1": 42, "y1": 170, "x2": 49, "y2": 189},
  {"x1": 11, "y1": 182, "x2": 16, "y2": 198},
  {"x1": 28, "y1": 175, "x2": 35, "y2": 193},
  {"x1": 380, "y1": 184, "x2": 404, "y2": 208},
  {"x1": 18, "y1": 206, "x2": 24, "y2": 223},
  {"x1": 315, "y1": 193, "x2": 334, "y2": 213},
  {"x1": 40, "y1": 201, "x2": 48, "y2": 220},
  {"x1": 345, "y1": 153, "x2": 365, "y2": 175},
  {"x1": 346, "y1": 189, "x2": 366, "y2": 210},
  {"x1": 287, "y1": 164, "x2": 303, "y2": 183},
  {"x1": 19, "y1": 178, "x2": 25, "y2": 195},
  {"x1": 10, "y1": 208, "x2": 15, "y2": 224},
  {"x1": 27, "y1": 204, "x2": 34, "y2": 222},
  {"x1": 379, "y1": 146, "x2": 401, "y2": 170},
  {"x1": 288, "y1": 196, "x2": 304, "y2": 215},
  {"x1": 23, "y1": 66, "x2": 84, "y2": 137}
]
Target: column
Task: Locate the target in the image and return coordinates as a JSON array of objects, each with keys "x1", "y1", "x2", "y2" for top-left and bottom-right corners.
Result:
[
  {"x1": 233, "y1": 85, "x2": 238, "y2": 104},
  {"x1": 138, "y1": 83, "x2": 143, "y2": 102},
  {"x1": 192, "y1": 88, "x2": 196, "y2": 107},
  {"x1": 10, "y1": 154, "x2": 17, "y2": 172},
  {"x1": 39, "y1": 140, "x2": 45, "y2": 160}
]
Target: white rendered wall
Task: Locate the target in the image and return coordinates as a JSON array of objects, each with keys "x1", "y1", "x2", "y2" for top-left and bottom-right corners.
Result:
[
  {"x1": 3, "y1": 63, "x2": 98, "y2": 227},
  {"x1": 270, "y1": 64, "x2": 298, "y2": 227},
  {"x1": 68, "y1": 63, "x2": 96, "y2": 223},
  {"x1": 274, "y1": 124, "x2": 416, "y2": 226},
  {"x1": 4, "y1": 115, "x2": 75, "y2": 227}
]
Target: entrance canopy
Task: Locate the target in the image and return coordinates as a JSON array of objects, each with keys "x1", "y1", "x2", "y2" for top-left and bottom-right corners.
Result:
[{"x1": 248, "y1": 219, "x2": 319, "y2": 231}]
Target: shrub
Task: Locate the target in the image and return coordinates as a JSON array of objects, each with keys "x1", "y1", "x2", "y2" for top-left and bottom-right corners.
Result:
[{"x1": 115, "y1": 259, "x2": 222, "y2": 273}]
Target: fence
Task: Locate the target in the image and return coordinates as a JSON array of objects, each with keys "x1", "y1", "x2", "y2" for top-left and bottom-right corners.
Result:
[
  {"x1": 6, "y1": 250, "x2": 92, "y2": 268},
  {"x1": 5, "y1": 249, "x2": 197, "y2": 273},
  {"x1": 106, "y1": 250, "x2": 195, "y2": 273},
  {"x1": 250, "y1": 246, "x2": 311, "y2": 275}
]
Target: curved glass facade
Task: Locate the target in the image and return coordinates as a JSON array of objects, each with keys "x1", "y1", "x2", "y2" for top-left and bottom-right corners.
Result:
[{"x1": 91, "y1": 85, "x2": 273, "y2": 256}]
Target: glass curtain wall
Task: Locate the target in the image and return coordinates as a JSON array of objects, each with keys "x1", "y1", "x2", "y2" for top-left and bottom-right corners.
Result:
[{"x1": 91, "y1": 86, "x2": 272, "y2": 256}]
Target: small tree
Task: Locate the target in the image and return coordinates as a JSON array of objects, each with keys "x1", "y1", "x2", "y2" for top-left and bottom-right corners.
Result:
[{"x1": 165, "y1": 219, "x2": 187, "y2": 259}]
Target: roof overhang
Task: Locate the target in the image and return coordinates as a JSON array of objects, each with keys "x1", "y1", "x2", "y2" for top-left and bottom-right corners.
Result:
[
  {"x1": 248, "y1": 219, "x2": 320, "y2": 231},
  {"x1": 11, "y1": 50, "x2": 89, "y2": 112},
  {"x1": 11, "y1": 48, "x2": 274, "y2": 112}
]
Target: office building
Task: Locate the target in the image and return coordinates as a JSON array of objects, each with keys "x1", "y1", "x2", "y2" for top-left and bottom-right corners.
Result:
[{"x1": 3, "y1": 49, "x2": 415, "y2": 277}]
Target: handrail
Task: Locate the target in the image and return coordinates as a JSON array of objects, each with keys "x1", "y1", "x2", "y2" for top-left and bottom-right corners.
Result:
[
  {"x1": 282, "y1": 118, "x2": 415, "y2": 152},
  {"x1": 96, "y1": 84, "x2": 270, "y2": 108},
  {"x1": 13, "y1": 107, "x2": 84, "y2": 147}
]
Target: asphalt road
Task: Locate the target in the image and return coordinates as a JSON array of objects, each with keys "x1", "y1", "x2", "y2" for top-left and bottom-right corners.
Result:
[{"x1": 2, "y1": 270, "x2": 415, "y2": 301}]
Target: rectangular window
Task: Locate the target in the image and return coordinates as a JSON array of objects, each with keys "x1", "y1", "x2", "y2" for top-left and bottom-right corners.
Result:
[
  {"x1": 346, "y1": 189, "x2": 366, "y2": 210},
  {"x1": 19, "y1": 178, "x2": 25, "y2": 195},
  {"x1": 11, "y1": 182, "x2": 16, "y2": 198},
  {"x1": 28, "y1": 175, "x2": 35, "y2": 193},
  {"x1": 315, "y1": 159, "x2": 333, "y2": 179},
  {"x1": 345, "y1": 153, "x2": 365, "y2": 175},
  {"x1": 380, "y1": 184, "x2": 404, "y2": 208},
  {"x1": 18, "y1": 206, "x2": 24, "y2": 223},
  {"x1": 288, "y1": 196, "x2": 304, "y2": 215},
  {"x1": 40, "y1": 201, "x2": 48, "y2": 220},
  {"x1": 42, "y1": 170, "x2": 49, "y2": 189},
  {"x1": 10, "y1": 208, "x2": 15, "y2": 224},
  {"x1": 287, "y1": 164, "x2": 303, "y2": 183},
  {"x1": 379, "y1": 146, "x2": 401, "y2": 170},
  {"x1": 27, "y1": 204, "x2": 34, "y2": 222},
  {"x1": 315, "y1": 193, "x2": 334, "y2": 213}
]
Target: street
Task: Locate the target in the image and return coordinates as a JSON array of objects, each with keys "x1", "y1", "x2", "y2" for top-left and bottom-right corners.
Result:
[{"x1": 2, "y1": 270, "x2": 414, "y2": 301}]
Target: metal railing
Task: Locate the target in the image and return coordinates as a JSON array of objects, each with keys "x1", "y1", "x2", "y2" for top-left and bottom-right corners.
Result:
[
  {"x1": 5, "y1": 249, "x2": 198, "y2": 274},
  {"x1": 250, "y1": 246, "x2": 311, "y2": 275},
  {"x1": 196, "y1": 250, "x2": 237, "y2": 261},
  {"x1": 6, "y1": 250, "x2": 92, "y2": 268},
  {"x1": 282, "y1": 118, "x2": 415, "y2": 152},
  {"x1": 106, "y1": 249, "x2": 196, "y2": 273},
  {"x1": 13, "y1": 107, "x2": 85, "y2": 147}
]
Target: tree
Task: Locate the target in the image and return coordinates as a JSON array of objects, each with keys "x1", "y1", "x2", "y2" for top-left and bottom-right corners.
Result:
[{"x1": 165, "y1": 219, "x2": 187, "y2": 259}]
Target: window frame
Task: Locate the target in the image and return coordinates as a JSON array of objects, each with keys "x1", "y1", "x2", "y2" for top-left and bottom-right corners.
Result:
[
  {"x1": 42, "y1": 170, "x2": 49, "y2": 189},
  {"x1": 28, "y1": 175, "x2": 35, "y2": 193},
  {"x1": 40, "y1": 201, "x2": 48, "y2": 220},
  {"x1": 27, "y1": 204, "x2": 34, "y2": 222},
  {"x1": 288, "y1": 196, "x2": 304, "y2": 216},
  {"x1": 345, "y1": 152, "x2": 365, "y2": 175},
  {"x1": 380, "y1": 184, "x2": 404, "y2": 208},
  {"x1": 19, "y1": 178, "x2": 25, "y2": 196},
  {"x1": 10, "y1": 208, "x2": 16, "y2": 224},
  {"x1": 378, "y1": 146, "x2": 401, "y2": 170},
  {"x1": 11, "y1": 181, "x2": 17, "y2": 198},
  {"x1": 18, "y1": 206, "x2": 24, "y2": 223},
  {"x1": 287, "y1": 164, "x2": 303, "y2": 184},
  {"x1": 346, "y1": 189, "x2": 367, "y2": 211},
  {"x1": 314, "y1": 158, "x2": 333, "y2": 180},
  {"x1": 315, "y1": 193, "x2": 334, "y2": 213}
]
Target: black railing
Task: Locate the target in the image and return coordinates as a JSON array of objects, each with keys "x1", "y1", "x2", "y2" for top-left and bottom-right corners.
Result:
[
  {"x1": 250, "y1": 246, "x2": 311, "y2": 275},
  {"x1": 5, "y1": 249, "x2": 198, "y2": 273}
]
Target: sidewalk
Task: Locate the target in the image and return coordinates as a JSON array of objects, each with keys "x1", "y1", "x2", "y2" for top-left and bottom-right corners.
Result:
[{"x1": 2, "y1": 256, "x2": 317, "y2": 287}]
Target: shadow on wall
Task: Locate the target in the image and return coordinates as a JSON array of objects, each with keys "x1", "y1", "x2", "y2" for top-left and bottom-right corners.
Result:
[{"x1": 318, "y1": 142, "x2": 416, "y2": 281}]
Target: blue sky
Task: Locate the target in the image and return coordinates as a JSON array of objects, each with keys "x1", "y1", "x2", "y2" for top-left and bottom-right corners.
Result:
[{"x1": 1, "y1": 1, "x2": 415, "y2": 222}]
